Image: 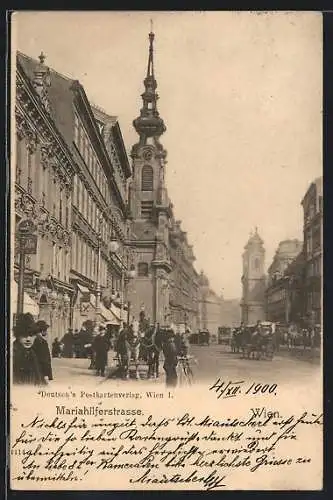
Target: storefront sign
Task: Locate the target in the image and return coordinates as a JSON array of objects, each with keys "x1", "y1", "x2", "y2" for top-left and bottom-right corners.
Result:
[
  {"x1": 17, "y1": 219, "x2": 36, "y2": 234},
  {"x1": 20, "y1": 234, "x2": 38, "y2": 254}
]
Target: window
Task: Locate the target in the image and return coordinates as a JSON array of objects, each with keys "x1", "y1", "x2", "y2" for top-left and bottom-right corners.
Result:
[
  {"x1": 253, "y1": 257, "x2": 260, "y2": 270},
  {"x1": 141, "y1": 165, "x2": 154, "y2": 191},
  {"x1": 78, "y1": 125, "x2": 82, "y2": 152},
  {"x1": 27, "y1": 149, "x2": 33, "y2": 194},
  {"x1": 74, "y1": 114, "x2": 79, "y2": 144},
  {"x1": 58, "y1": 246, "x2": 63, "y2": 279},
  {"x1": 138, "y1": 262, "x2": 149, "y2": 277},
  {"x1": 141, "y1": 201, "x2": 153, "y2": 219},
  {"x1": 72, "y1": 233, "x2": 76, "y2": 269},
  {"x1": 16, "y1": 137, "x2": 22, "y2": 185},
  {"x1": 59, "y1": 190, "x2": 63, "y2": 224},
  {"x1": 319, "y1": 196, "x2": 323, "y2": 212},
  {"x1": 76, "y1": 177, "x2": 80, "y2": 208}
]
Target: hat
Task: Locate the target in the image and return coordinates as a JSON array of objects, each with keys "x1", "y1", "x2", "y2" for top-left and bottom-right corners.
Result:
[
  {"x1": 35, "y1": 320, "x2": 50, "y2": 333},
  {"x1": 13, "y1": 313, "x2": 36, "y2": 338},
  {"x1": 167, "y1": 329, "x2": 176, "y2": 340}
]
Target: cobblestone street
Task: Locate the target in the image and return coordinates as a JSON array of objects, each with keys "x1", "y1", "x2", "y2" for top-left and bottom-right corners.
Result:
[{"x1": 50, "y1": 342, "x2": 321, "y2": 390}]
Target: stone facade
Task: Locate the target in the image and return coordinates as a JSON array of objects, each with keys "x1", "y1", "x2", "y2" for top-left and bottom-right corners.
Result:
[
  {"x1": 15, "y1": 52, "x2": 132, "y2": 340},
  {"x1": 265, "y1": 239, "x2": 303, "y2": 324},
  {"x1": 197, "y1": 272, "x2": 223, "y2": 336},
  {"x1": 14, "y1": 53, "x2": 75, "y2": 343},
  {"x1": 220, "y1": 299, "x2": 242, "y2": 328},
  {"x1": 240, "y1": 228, "x2": 266, "y2": 324},
  {"x1": 301, "y1": 177, "x2": 322, "y2": 325}
]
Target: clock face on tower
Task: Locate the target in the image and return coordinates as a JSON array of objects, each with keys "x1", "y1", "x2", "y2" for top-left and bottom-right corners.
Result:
[{"x1": 143, "y1": 149, "x2": 153, "y2": 161}]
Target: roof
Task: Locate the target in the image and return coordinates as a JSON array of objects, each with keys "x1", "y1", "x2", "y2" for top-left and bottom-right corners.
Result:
[
  {"x1": 301, "y1": 176, "x2": 323, "y2": 205},
  {"x1": 17, "y1": 51, "x2": 132, "y2": 183},
  {"x1": 17, "y1": 52, "x2": 76, "y2": 149},
  {"x1": 244, "y1": 228, "x2": 264, "y2": 249}
]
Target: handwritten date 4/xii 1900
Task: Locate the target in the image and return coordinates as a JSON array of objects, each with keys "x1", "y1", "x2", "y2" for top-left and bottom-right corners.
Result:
[{"x1": 209, "y1": 379, "x2": 278, "y2": 399}]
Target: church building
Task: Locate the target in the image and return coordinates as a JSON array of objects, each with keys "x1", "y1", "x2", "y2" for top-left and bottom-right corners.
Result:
[
  {"x1": 127, "y1": 29, "x2": 200, "y2": 329},
  {"x1": 240, "y1": 228, "x2": 266, "y2": 324}
]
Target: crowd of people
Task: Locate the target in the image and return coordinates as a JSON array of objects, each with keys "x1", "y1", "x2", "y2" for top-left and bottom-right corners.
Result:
[{"x1": 12, "y1": 313, "x2": 191, "y2": 388}]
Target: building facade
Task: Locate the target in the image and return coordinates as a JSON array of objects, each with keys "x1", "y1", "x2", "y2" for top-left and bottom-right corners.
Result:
[
  {"x1": 240, "y1": 228, "x2": 266, "y2": 324},
  {"x1": 220, "y1": 298, "x2": 242, "y2": 328},
  {"x1": 14, "y1": 53, "x2": 75, "y2": 341},
  {"x1": 265, "y1": 239, "x2": 304, "y2": 324},
  {"x1": 15, "y1": 52, "x2": 133, "y2": 341},
  {"x1": 301, "y1": 177, "x2": 322, "y2": 325},
  {"x1": 127, "y1": 29, "x2": 199, "y2": 329},
  {"x1": 197, "y1": 272, "x2": 223, "y2": 336}
]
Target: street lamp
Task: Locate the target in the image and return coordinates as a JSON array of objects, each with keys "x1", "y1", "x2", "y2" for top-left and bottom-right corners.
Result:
[
  {"x1": 63, "y1": 293, "x2": 70, "y2": 305},
  {"x1": 109, "y1": 239, "x2": 120, "y2": 253}
]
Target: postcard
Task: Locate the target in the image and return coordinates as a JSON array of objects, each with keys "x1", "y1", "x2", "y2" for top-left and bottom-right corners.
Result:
[{"x1": 9, "y1": 11, "x2": 323, "y2": 491}]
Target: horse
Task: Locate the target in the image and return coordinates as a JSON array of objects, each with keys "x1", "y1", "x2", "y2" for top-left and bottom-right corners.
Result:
[
  {"x1": 230, "y1": 328, "x2": 245, "y2": 353},
  {"x1": 140, "y1": 326, "x2": 163, "y2": 379},
  {"x1": 115, "y1": 323, "x2": 141, "y2": 380}
]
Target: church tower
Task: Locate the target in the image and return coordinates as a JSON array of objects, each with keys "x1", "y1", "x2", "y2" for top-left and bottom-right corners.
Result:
[
  {"x1": 128, "y1": 27, "x2": 172, "y2": 325},
  {"x1": 240, "y1": 228, "x2": 266, "y2": 324}
]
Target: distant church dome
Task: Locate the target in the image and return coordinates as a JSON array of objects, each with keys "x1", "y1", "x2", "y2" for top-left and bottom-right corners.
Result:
[{"x1": 245, "y1": 227, "x2": 264, "y2": 249}]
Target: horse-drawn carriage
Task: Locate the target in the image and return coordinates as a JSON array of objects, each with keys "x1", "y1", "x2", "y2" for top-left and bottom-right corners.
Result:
[
  {"x1": 198, "y1": 329, "x2": 210, "y2": 346},
  {"x1": 243, "y1": 322, "x2": 275, "y2": 360},
  {"x1": 112, "y1": 323, "x2": 196, "y2": 381},
  {"x1": 230, "y1": 322, "x2": 275, "y2": 360},
  {"x1": 218, "y1": 327, "x2": 232, "y2": 345}
]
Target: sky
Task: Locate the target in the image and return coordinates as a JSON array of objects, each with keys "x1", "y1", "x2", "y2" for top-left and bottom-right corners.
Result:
[{"x1": 13, "y1": 11, "x2": 322, "y2": 299}]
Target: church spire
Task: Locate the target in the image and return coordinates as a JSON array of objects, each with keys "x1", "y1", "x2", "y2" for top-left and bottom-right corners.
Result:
[{"x1": 133, "y1": 26, "x2": 166, "y2": 141}]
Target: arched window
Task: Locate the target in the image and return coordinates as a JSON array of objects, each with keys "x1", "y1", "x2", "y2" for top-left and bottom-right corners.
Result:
[
  {"x1": 141, "y1": 165, "x2": 153, "y2": 191},
  {"x1": 138, "y1": 262, "x2": 149, "y2": 277},
  {"x1": 254, "y1": 257, "x2": 260, "y2": 270}
]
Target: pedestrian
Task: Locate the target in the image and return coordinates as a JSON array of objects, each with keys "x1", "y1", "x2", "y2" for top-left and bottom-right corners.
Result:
[
  {"x1": 12, "y1": 313, "x2": 46, "y2": 386},
  {"x1": 92, "y1": 324, "x2": 109, "y2": 376},
  {"x1": 72, "y1": 329, "x2": 82, "y2": 358},
  {"x1": 61, "y1": 329, "x2": 74, "y2": 358},
  {"x1": 162, "y1": 329, "x2": 178, "y2": 388},
  {"x1": 33, "y1": 320, "x2": 53, "y2": 382},
  {"x1": 51, "y1": 338, "x2": 62, "y2": 358},
  {"x1": 116, "y1": 324, "x2": 131, "y2": 379}
]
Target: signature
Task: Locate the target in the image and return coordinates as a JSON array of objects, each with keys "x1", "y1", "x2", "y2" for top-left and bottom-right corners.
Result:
[{"x1": 130, "y1": 467, "x2": 227, "y2": 490}]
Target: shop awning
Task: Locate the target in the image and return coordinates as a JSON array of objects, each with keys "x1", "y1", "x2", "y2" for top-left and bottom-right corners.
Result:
[
  {"x1": 89, "y1": 295, "x2": 121, "y2": 325},
  {"x1": 78, "y1": 284, "x2": 90, "y2": 294},
  {"x1": 99, "y1": 303, "x2": 118, "y2": 324},
  {"x1": 110, "y1": 303, "x2": 122, "y2": 321},
  {"x1": 11, "y1": 281, "x2": 39, "y2": 317}
]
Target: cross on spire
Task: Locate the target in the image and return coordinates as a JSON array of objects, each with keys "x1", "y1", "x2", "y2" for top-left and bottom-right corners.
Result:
[
  {"x1": 147, "y1": 21, "x2": 155, "y2": 78},
  {"x1": 39, "y1": 51, "x2": 46, "y2": 64},
  {"x1": 132, "y1": 27, "x2": 166, "y2": 140}
]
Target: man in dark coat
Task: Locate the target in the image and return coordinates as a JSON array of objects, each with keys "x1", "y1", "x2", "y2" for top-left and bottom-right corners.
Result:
[
  {"x1": 13, "y1": 313, "x2": 46, "y2": 386},
  {"x1": 115, "y1": 324, "x2": 131, "y2": 379},
  {"x1": 61, "y1": 329, "x2": 74, "y2": 358},
  {"x1": 92, "y1": 325, "x2": 109, "y2": 376},
  {"x1": 162, "y1": 329, "x2": 178, "y2": 388},
  {"x1": 51, "y1": 338, "x2": 62, "y2": 358},
  {"x1": 33, "y1": 320, "x2": 53, "y2": 381}
]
